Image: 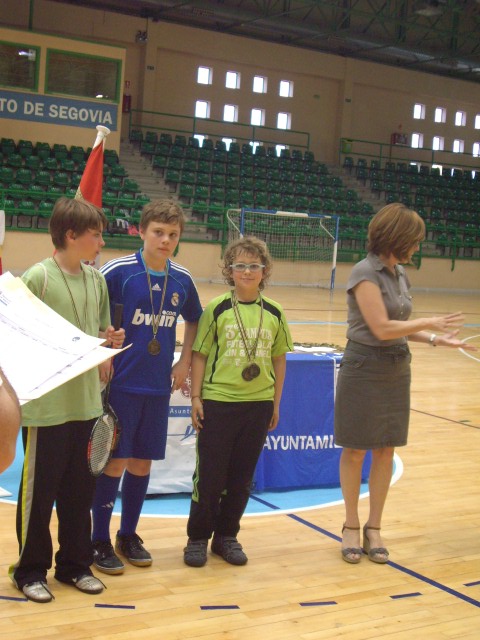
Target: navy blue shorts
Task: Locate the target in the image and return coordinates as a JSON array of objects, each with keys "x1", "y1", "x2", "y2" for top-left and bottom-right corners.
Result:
[{"x1": 109, "y1": 389, "x2": 170, "y2": 460}]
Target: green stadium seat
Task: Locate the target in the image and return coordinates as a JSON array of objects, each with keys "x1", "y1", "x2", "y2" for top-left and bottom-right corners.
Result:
[
  {"x1": 129, "y1": 129, "x2": 143, "y2": 144},
  {"x1": 43, "y1": 157, "x2": 58, "y2": 172},
  {"x1": 7, "y1": 154, "x2": 22, "y2": 169},
  {"x1": 53, "y1": 172, "x2": 70, "y2": 188},
  {"x1": 211, "y1": 173, "x2": 225, "y2": 188},
  {"x1": 25, "y1": 155, "x2": 41, "y2": 171},
  {"x1": 35, "y1": 170, "x2": 52, "y2": 187},
  {"x1": 122, "y1": 179, "x2": 141, "y2": 194},
  {"x1": 1, "y1": 138, "x2": 16, "y2": 156},
  {"x1": 145, "y1": 131, "x2": 158, "y2": 144},
  {"x1": 152, "y1": 155, "x2": 167, "y2": 172},
  {"x1": 18, "y1": 140, "x2": 34, "y2": 158},
  {"x1": 0, "y1": 166, "x2": 15, "y2": 186},
  {"x1": 179, "y1": 183, "x2": 195, "y2": 202},
  {"x1": 170, "y1": 144, "x2": 185, "y2": 159},
  {"x1": 160, "y1": 133, "x2": 173, "y2": 145},
  {"x1": 196, "y1": 173, "x2": 210, "y2": 187},
  {"x1": 27, "y1": 184, "x2": 46, "y2": 201}
]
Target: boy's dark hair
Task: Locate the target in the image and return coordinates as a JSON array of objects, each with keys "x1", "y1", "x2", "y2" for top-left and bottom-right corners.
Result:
[
  {"x1": 368, "y1": 202, "x2": 425, "y2": 262},
  {"x1": 222, "y1": 236, "x2": 273, "y2": 291},
  {"x1": 140, "y1": 199, "x2": 186, "y2": 233},
  {"x1": 49, "y1": 197, "x2": 107, "y2": 249}
]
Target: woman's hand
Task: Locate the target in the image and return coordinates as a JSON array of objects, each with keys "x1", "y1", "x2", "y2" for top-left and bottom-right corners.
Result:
[
  {"x1": 427, "y1": 312, "x2": 465, "y2": 334},
  {"x1": 436, "y1": 330, "x2": 478, "y2": 350}
]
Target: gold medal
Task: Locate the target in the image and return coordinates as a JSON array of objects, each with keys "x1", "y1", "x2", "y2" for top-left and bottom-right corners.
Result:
[
  {"x1": 242, "y1": 363, "x2": 261, "y2": 381},
  {"x1": 147, "y1": 338, "x2": 161, "y2": 355}
]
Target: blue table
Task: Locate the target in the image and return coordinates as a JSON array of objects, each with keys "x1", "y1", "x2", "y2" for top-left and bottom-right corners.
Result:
[
  {"x1": 254, "y1": 352, "x2": 344, "y2": 491},
  {"x1": 149, "y1": 351, "x2": 371, "y2": 494}
]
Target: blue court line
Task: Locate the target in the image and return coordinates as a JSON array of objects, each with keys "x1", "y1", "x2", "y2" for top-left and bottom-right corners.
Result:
[
  {"x1": 257, "y1": 511, "x2": 480, "y2": 609},
  {"x1": 200, "y1": 605, "x2": 240, "y2": 610},
  {"x1": 300, "y1": 601, "x2": 337, "y2": 607},
  {"x1": 411, "y1": 408, "x2": 480, "y2": 430},
  {"x1": 465, "y1": 580, "x2": 480, "y2": 587},
  {"x1": 390, "y1": 592, "x2": 422, "y2": 599},
  {"x1": 0, "y1": 595, "x2": 27, "y2": 602},
  {"x1": 95, "y1": 603, "x2": 136, "y2": 610}
]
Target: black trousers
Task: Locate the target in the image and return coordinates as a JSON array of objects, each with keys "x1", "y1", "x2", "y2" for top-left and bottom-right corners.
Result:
[
  {"x1": 11, "y1": 420, "x2": 97, "y2": 588},
  {"x1": 187, "y1": 400, "x2": 273, "y2": 540}
]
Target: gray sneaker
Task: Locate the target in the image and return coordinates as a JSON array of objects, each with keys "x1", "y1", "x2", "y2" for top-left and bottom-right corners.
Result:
[
  {"x1": 211, "y1": 536, "x2": 248, "y2": 565},
  {"x1": 183, "y1": 539, "x2": 208, "y2": 567},
  {"x1": 72, "y1": 574, "x2": 105, "y2": 594},
  {"x1": 21, "y1": 581, "x2": 54, "y2": 603}
]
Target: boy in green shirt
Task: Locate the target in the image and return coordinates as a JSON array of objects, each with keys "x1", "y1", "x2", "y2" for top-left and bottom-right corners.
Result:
[{"x1": 9, "y1": 197, "x2": 124, "y2": 603}]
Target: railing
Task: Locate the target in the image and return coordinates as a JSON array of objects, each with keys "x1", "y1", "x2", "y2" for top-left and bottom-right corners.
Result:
[
  {"x1": 339, "y1": 137, "x2": 480, "y2": 175},
  {"x1": 128, "y1": 109, "x2": 311, "y2": 152}
]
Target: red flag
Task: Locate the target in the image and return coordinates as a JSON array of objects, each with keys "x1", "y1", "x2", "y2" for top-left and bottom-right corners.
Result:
[{"x1": 75, "y1": 125, "x2": 110, "y2": 207}]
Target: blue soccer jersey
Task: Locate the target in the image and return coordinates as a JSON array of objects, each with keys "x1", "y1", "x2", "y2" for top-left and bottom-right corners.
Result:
[{"x1": 100, "y1": 250, "x2": 203, "y2": 395}]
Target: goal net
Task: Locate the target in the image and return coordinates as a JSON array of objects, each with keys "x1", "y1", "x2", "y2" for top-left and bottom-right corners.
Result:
[{"x1": 226, "y1": 208, "x2": 339, "y2": 289}]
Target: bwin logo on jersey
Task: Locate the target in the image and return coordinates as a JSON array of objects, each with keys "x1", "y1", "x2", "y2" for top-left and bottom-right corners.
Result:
[{"x1": 132, "y1": 309, "x2": 176, "y2": 327}]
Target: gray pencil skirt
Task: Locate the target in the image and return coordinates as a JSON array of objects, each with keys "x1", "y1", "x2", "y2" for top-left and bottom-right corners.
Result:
[{"x1": 334, "y1": 340, "x2": 412, "y2": 450}]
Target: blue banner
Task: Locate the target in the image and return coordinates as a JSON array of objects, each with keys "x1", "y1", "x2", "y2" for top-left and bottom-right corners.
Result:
[{"x1": 0, "y1": 89, "x2": 117, "y2": 130}]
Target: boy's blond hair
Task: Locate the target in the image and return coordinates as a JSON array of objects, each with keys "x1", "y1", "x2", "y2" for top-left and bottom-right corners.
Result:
[{"x1": 140, "y1": 199, "x2": 186, "y2": 233}]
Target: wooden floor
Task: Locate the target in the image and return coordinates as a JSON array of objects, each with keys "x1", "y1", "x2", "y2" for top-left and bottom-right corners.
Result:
[{"x1": 0, "y1": 285, "x2": 479, "y2": 639}]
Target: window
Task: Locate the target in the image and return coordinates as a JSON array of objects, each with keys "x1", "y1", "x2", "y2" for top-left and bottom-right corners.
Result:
[
  {"x1": 46, "y1": 50, "x2": 120, "y2": 100},
  {"x1": 276, "y1": 144, "x2": 286, "y2": 156},
  {"x1": 0, "y1": 41, "x2": 39, "y2": 91},
  {"x1": 277, "y1": 112, "x2": 291, "y2": 130},
  {"x1": 413, "y1": 103, "x2": 425, "y2": 119},
  {"x1": 432, "y1": 136, "x2": 444, "y2": 151},
  {"x1": 455, "y1": 110, "x2": 466, "y2": 127},
  {"x1": 475, "y1": 115, "x2": 480, "y2": 130},
  {"x1": 251, "y1": 108, "x2": 265, "y2": 126},
  {"x1": 195, "y1": 100, "x2": 210, "y2": 119},
  {"x1": 197, "y1": 66, "x2": 212, "y2": 85},
  {"x1": 434, "y1": 107, "x2": 446, "y2": 123},
  {"x1": 223, "y1": 104, "x2": 238, "y2": 123},
  {"x1": 250, "y1": 141, "x2": 262, "y2": 153},
  {"x1": 472, "y1": 142, "x2": 480, "y2": 157},
  {"x1": 222, "y1": 137, "x2": 234, "y2": 150},
  {"x1": 253, "y1": 76, "x2": 267, "y2": 93},
  {"x1": 411, "y1": 133, "x2": 423, "y2": 149},
  {"x1": 279, "y1": 80, "x2": 293, "y2": 97},
  {"x1": 453, "y1": 139, "x2": 464, "y2": 153},
  {"x1": 193, "y1": 134, "x2": 205, "y2": 147},
  {"x1": 225, "y1": 71, "x2": 240, "y2": 89}
]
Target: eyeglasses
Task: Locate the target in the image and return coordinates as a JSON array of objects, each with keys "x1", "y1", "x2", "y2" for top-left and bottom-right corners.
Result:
[{"x1": 230, "y1": 263, "x2": 265, "y2": 273}]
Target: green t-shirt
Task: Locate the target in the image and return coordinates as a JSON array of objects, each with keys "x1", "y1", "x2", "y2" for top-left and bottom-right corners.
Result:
[
  {"x1": 193, "y1": 291, "x2": 293, "y2": 402},
  {"x1": 20, "y1": 258, "x2": 111, "y2": 427}
]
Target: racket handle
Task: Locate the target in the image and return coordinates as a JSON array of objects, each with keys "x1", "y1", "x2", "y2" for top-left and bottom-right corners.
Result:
[{"x1": 113, "y1": 303, "x2": 124, "y2": 330}]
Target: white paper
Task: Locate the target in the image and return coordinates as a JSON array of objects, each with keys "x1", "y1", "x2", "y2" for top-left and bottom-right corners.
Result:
[{"x1": 0, "y1": 272, "x2": 130, "y2": 404}]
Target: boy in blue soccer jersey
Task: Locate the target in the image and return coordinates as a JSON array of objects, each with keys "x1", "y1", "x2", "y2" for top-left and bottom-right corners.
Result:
[
  {"x1": 183, "y1": 236, "x2": 293, "y2": 568},
  {"x1": 92, "y1": 199, "x2": 203, "y2": 574}
]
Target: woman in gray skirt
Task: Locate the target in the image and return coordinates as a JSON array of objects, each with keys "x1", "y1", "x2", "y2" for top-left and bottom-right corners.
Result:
[{"x1": 334, "y1": 203, "x2": 474, "y2": 564}]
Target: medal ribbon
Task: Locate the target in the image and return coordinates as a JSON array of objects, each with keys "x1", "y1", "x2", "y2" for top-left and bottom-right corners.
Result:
[
  {"x1": 231, "y1": 290, "x2": 264, "y2": 366},
  {"x1": 145, "y1": 263, "x2": 169, "y2": 344},
  {"x1": 52, "y1": 257, "x2": 88, "y2": 331}
]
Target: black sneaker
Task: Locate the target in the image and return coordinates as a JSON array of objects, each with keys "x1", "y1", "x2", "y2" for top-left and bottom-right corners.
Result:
[
  {"x1": 93, "y1": 540, "x2": 125, "y2": 575},
  {"x1": 183, "y1": 539, "x2": 208, "y2": 567},
  {"x1": 115, "y1": 532, "x2": 152, "y2": 567},
  {"x1": 211, "y1": 535, "x2": 248, "y2": 566}
]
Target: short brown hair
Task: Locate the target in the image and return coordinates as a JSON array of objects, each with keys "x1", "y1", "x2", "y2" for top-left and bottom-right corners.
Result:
[
  {"x1": 222, "y1": 236, "x2": 273, "y2": 291},
  {"x1": 49, "y1": 197, "x2": 107, "y2": 249},
  {"x1": 139, "y1": 199, "x2": 186, "y2": 233},
  {"x1": 367, "y1": 203, "x2": 425, "y2": 262}
]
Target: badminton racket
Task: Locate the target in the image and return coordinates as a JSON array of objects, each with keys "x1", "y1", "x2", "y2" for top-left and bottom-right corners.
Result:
[{"x1": 87, "y1": 303, "x2": 123, "y2": 477}]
